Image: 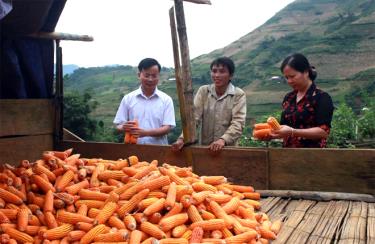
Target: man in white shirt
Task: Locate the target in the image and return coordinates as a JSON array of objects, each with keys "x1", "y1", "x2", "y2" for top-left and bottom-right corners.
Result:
[{"x1": 113, "y1": 58, "x2": 176, "y2": 145}]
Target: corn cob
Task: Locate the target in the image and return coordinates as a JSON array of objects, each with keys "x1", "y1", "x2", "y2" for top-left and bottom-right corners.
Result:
[
  {"x1": 16, "y1": 208, "x2": 29, "y2": 231},
  {"x1": 267, "y1": 116, "x2": 281, "y2": 130},
  {"x1": 124, "y1": 214, "x2": 137, "y2": 230},
  {"x1": 3, "y1": 226, "x2": 34, "y2": 243},
  {"x1": 143, "y1": 198, "x2": 165, "y2": 216},
  {"x1": 117, "y1": 189, "x2": 150, "y2": 217},
  {"x1": 140, "y1": 221, "x2": 167, "y2": 239},
  {"x1": 159, "y1": 213, "x2": 189, "y2": 232},
  {"x1": 93, "y1": 229, "x2": 129, "y2": 242},
  {"x1": 190, "y1": 226, "x2": 204, "y2": 243},
  {"x1": 187, "y1": 205, "x2": 203, "y2": 223},
  {"x1": 56, "y1": 210, "x2": 94, "y2": 224},
  {"x1": 164, "y1": 182, "x2": 176, "y2": 210},
  {"x1": 172, "y1": 225, "x2": 187, "y2": 238},
  {"x1": 43, "y1": 224, "x2": 74, "y2": 240},
  {"x1": 225, "y1": 230, "x2": 258, "y2": 244},
  {"x1": 81, "y1": 224, "x2": 109, "y2": 244},
  {"x1": 0, "y1": 188, "x2": 23, "y2": 204}
]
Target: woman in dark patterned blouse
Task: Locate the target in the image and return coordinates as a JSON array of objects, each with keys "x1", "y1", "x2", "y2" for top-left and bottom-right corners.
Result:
[{"x1": 270, "y1": 53, "x2": 334, "y2": 148}]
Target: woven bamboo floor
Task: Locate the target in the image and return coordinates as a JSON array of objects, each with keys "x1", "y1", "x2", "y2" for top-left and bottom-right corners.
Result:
[{"x1": 261, "y1": 197, "x2": 375, "y2": 244}]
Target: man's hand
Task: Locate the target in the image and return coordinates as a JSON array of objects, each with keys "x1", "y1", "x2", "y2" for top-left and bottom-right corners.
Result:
[
  {"x1": 171, "y1": 138, "x2": 184, "y2": 151},
  {"x1": 209, "y1": 138, "x2": 225, "y2": 152}
]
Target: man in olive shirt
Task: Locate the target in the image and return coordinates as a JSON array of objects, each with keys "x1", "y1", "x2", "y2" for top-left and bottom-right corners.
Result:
[{"x1": 172, "y1": 57, "x2": 246, "y2": 152}]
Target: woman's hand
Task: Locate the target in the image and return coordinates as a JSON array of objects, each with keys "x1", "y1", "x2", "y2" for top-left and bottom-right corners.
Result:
[
  {"x1": 171, "y1": 138, "x2": 184, "y2": 151},
  {"x1": 270, "y1": 125, "x2": 293, "y2": 138},
  {"x1": 209, "y1": 138, "x2": 225, "y2": 152}
]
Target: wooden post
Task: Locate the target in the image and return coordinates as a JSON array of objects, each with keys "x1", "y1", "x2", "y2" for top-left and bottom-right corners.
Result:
[
  {"x1": 170, "y1": 7, "x2": 194, "y2": 166},
  {"x1": 54, "y1": 40, "x2": 63, "y2": 147},
  {"x1": 173, "y1": 0, "x2": 196, "y2": 144}
]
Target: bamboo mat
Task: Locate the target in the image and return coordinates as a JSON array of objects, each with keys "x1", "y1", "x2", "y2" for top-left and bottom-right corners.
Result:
[{"x1": 261, "y1": 197, "x2": 374, "y2": 244}]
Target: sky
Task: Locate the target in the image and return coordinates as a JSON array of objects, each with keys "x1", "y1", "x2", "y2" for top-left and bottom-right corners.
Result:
[{"x1": 56, "y1": 0, "x2": 294, "y2": 68}]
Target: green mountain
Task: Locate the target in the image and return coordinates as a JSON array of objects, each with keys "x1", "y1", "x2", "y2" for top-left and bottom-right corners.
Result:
[
  {"x1": 64, "y1": 0, "x2": 375, "y2": 141},
  {"x1": 191, "y1": 0, "x2": 375, "y2": 118}
]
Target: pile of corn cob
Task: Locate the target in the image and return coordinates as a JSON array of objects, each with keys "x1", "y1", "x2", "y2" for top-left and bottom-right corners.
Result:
[{"x1": 0, "y1": 149, "x2": 281, "y2": 243}]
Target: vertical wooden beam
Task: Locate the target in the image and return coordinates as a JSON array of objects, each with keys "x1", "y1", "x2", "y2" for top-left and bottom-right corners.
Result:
[
  {"x1": 54, "y1": 40, "x2": 63, "y2": 148},
  {"x1": 169, "y1": 7, "x2": 194, "y2": 166},
  {"x1": 169, "y1": 7, "x2": 185, "y2": 129},
  {"x1": 173, "y1": 0, "x2": 196, "y2": 144}
]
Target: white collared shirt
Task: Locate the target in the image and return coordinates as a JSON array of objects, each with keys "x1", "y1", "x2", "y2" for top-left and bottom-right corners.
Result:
[{"x1": 113, "y1": 87, "x2": 176, "y2": 145}]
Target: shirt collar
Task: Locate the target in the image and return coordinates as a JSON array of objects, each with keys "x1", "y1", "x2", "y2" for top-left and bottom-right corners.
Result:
[
  {"x1": 209, "y1": 83, "x2": 235, "y2": 99},
  {"x1": 135, "y1": 86, "x2": 160, "y2": 99}
]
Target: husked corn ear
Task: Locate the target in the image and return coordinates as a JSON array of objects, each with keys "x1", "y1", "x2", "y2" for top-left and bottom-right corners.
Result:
[
  {"x1": 124, "y1": 214, "x2": 137, "y2": 230},
  {"x1": 159, "y1": 213, "x2": 189, "y2": 232},
  {"x1": 94, "y1": 201, "x2": 117, "y2": 224},
  {"x1": 222, "y1": 197, "x2": 240, "y2": 214},
  {"x1": 3, "y1": 226, "x2": 34, "y2": 243},
  {"x1": 225, "y1": 230, "x2": 258, "y2": 244},
  {"x1": 43, "y1": 224, "x2": 73, "y2": 240},
  {"x1": 140, "y1": 221, "x2": 167, "y2": 239},
  {"x1": 190, "y1": 219, "x2": 226, "y2": 231},
  {"x1": 192, "y1": 182, "x2": 217, "y2": 192},
  {"x1": 81, "y1": 224, "x2": 109, "y2": 244},
  {"x1": 56, "y1": 210, "x2": 94, "y2": 224},
  {"x1": 0, "y1": 188, "x2": 24, "y2": 204},
  {"x1": 190, "y1": 226, "x2": 204, "y2": 243},
  {"x1": 55, "y1": 170, "x2": 75, "y2": 192},
  {"x1": 159, "y1": 238, "x2": 189, "y2": 244},
  {"x1": 98, "y1": 170, "x2": 127, "y2": 181},
  {"x1": 187, "y1": 205, "x2": 203, "y2": 223},
  {"x1": 108, "y1": 216, "x2": 126, "y2": 230},
  {"x1": 172, "y1": 225, "x2": 187, "y2": 238},
  {"x1": 79, "y1": 189, "x2": 109, "y2": 201},
  {"x1": 93, "y1": 229, "x2": 129, "y2": 242},
  {"x1": 143, "y1": 198, "x2": 165, "y2": 216},
  {"x1": 267, "y1": 116, "x2": 281, "y2": 130},
  {"x1": 118, "y1": 189, "x2": 150, "y2": 217}
]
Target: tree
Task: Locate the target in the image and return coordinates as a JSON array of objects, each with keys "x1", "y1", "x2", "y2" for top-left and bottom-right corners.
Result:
[{"x1": 63, "y1": 90, "x2": 98, "y2": 140}]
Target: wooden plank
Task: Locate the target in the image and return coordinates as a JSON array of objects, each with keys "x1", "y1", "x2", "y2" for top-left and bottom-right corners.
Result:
[
  {"x1": 269, "y1": 148, "x2": 375, "y2": 195},
  {"x1": 266, "y1": 198, "x2": 291, "y2": 221},
  {"x1": 258, "y1": 190, "x2": 375, "y2": 202},
  {"x1": 368, "y1": 203, "x2": 375, "y2": 244},
  {"x1": 190, "y1": 146, "x2": 267, "y2": 189},
  {"x1": 58, "y1": 141, "x2": 268, "y2": 189},
  {"x1": 337, "y1": 201, "x2": 367, "y2": 244},
  {"x1": 0, "y1": 134, "x2": 53, "y2": 165},
  {"x1": 307, "y1": 201, "x2": 350, "y2": 244},
  {"x1": 0, "y1": 99, "x2": 54, "y2": 137},
  {"x1": 287, "y1": 202, "x2": 329, "y2": 243},
  {"x1": 274, "y1": 200, "x2": 316, "y2": 244}
]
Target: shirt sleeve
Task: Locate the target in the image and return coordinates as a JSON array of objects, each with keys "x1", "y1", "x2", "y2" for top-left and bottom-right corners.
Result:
[
  {"x1": 113, "y1": 96, "x2": 128, "y2": 125},
  {"x1": 221, "y1": 89, "x2": 247, "y2": 145},
  {"x1": 315, "y1": 92, "x2": 334, "y2": 128},
  {"x1": 162, "y1": 96, "x2": 176, "y2": 127}
]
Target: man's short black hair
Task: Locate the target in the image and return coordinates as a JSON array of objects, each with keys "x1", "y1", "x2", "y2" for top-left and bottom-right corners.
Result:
[
  {"x1": 210, "y1": 57, "x2": 235, "y2": 76},
  {"x1": 138, "y1": 58, "x2": 161, "y2": 72}
]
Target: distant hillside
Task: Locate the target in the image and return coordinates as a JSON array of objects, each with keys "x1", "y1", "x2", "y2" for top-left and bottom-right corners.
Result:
[
  {"x1": 191, "y1": 0, "x2": 375, "y2": 117},
  {"x1": 64, "y1": 0, "x2": 375, "y2": 140},
  {"x1": 63, "y1": 64, "x2": 79, "y2": 75}
]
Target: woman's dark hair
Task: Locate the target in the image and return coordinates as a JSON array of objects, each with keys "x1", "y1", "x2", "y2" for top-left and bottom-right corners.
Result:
[
  {"x1": 280, "y1": 53, "x2": 317, "y2": 81},
  {"x1": 210, "y1": 57, "x2": 235, "y2": 76},
  {"x1": 138, "y1": 58, "x2": 161, "y2": 72}
]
